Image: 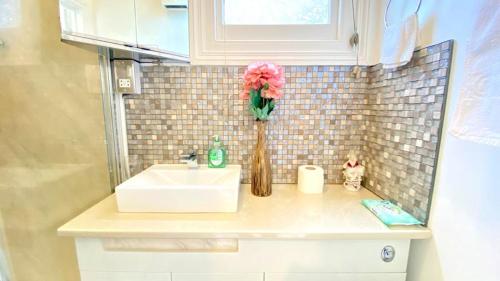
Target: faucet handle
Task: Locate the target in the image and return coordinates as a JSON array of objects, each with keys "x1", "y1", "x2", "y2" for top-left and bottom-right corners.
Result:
[
  {"x1": 180, "y1": 150, "x2": 197, "y2": 160},
  {"x1": 180, "y1": 150, "x2": 198, "y2": 168}
]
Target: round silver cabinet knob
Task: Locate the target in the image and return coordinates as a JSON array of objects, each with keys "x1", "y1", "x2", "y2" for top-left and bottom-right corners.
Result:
[{"x1": 381, "y1": 245, "x2": 395, "y2": 262}]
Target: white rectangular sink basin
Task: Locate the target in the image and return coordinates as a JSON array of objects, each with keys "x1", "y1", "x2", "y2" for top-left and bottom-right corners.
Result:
[{"x1": 115, "y1": 164, "x2": 241, "y2": 213}]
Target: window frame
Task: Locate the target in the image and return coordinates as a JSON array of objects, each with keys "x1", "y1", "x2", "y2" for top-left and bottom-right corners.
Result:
[{"x1": 189, "y1": 0, "x2": 380, "y2": 65}]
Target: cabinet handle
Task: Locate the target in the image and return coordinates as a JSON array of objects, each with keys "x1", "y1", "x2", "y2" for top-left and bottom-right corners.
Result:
[
  {"x1": 381, "y1": 245, "x2": 395, "y2": 262},
  {"x1": 102, "y1": 238, "x2": 239, "y2": 252}
]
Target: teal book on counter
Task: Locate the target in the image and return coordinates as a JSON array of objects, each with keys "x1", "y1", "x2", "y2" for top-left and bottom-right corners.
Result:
[{"x1": 361, "y1": 199, "x2": 423, "y2": 226}]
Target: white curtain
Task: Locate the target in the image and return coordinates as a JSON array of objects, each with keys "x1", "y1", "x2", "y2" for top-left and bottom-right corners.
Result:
[{"x1": 449, "y1": 0, "x2": 500, "y2": 146}]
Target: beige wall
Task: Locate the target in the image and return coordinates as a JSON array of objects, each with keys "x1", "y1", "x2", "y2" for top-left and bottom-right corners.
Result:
[{"x1": 0, "y1": 0, "x2": 111, "y2": 280}]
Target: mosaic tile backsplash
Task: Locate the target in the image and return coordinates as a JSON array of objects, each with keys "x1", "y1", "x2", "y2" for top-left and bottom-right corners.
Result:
[
  {"x1": 125, "y1": 65, "x2": 369, "y2": 184},
  {"x1": 124, "y1": 41, "x2": 452, "y2": 222}
]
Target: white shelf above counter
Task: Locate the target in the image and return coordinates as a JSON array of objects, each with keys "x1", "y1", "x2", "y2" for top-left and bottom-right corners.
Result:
[
  {"x1": 58, "y1": 184, "x2": 430, "y2": 240},
  {"x1": 59, "y1": 0, "x2": 190, "y2": 62},
  {"x1": 61, "y1": 33, "x2": 190, "y2": 62}
]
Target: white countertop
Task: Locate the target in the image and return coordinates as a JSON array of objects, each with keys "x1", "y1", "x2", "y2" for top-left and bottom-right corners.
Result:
[{"x1": 58, "y1": 184, "x2": 431, "y2": 240}]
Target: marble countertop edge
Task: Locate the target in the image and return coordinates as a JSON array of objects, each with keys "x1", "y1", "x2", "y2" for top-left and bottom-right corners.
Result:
[
  {"x1": 58, "y1": 184, "x2": 431, "y2": 240},
  {"x1": 58, "y1": 229, "x2": 432, "y2": 240}
]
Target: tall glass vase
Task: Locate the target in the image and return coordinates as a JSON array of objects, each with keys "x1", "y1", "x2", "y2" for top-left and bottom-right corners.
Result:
[{"x1": 251, "y1": 121, "x2": 272, "y2": 196}]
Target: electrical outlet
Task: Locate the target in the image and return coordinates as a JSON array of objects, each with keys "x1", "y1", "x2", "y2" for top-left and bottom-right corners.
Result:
[
  {"x1": 112, "y1": 59, "x2": 141, "y2": 94},
  {"x1": 118, "y1": 79, "x2": 131, "y2": 88}
]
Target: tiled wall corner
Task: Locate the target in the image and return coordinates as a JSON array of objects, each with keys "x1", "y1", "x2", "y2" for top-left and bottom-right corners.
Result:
[
  {"x1": 124, "y1": 41, "x2": 453, "y2": 223},
  {"x1": 361, "y1": 40, "x2": 452, "y2": 222}
]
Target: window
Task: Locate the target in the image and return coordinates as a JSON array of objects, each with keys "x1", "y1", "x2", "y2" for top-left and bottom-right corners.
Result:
[
  {"x1": 189, "y1": 0, "x2": 378, "y2": 65},
  {"x1": 223, "y1": 0, "x2": 331, "y2": 25}
]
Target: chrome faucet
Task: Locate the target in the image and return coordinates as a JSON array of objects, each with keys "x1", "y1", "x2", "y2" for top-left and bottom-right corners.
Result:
[{"x1": 180, "y1": 151, "x2": 198, "y2": 168}]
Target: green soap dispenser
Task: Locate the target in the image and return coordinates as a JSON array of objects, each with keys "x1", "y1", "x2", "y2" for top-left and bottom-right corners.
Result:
[{"x1": 208, "y1": 135, "x2": 227, "y2": 168}]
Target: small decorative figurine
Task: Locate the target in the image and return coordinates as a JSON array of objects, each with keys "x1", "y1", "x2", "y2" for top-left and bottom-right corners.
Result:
[{"x1": 343, "y1": 151, "x2": 365, "y2": 191}]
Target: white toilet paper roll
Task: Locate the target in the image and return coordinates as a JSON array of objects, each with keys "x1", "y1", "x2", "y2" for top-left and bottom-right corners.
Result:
[{"x1": 297, "y1": 165, "x2": 325, "y2": 194}]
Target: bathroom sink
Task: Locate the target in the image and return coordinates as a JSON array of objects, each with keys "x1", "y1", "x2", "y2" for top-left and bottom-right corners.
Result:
[{"x1": 115, "y1": 164, "x2": 241, "y2": 213}]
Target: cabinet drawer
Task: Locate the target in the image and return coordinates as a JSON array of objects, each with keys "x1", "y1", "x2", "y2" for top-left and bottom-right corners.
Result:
[
  {"x1": 265, "y1": 273, "x2": 406, "y2": 281},
  {"x1": 76, "y1": 238, "x2": 410, "y2": 273},
  {"x1": 172, "y1": 273, "x2": 263, "y2": 281},
  {"x1": 80, "y1": 271, "x2": 171, "y2": 281}
]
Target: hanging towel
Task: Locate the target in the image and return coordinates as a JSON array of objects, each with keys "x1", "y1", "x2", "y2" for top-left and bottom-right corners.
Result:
[
  {"x1": 449, "y1": 0, "x2": 500, "y2": 146},
  {"x1": 381, "y1": 13, "x2": 418, "y2": 68}
]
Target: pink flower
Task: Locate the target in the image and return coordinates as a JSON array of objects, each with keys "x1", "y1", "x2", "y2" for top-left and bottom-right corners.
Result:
[{"x1": 240, "y1": 62, "x2": 285, "y2": 100}]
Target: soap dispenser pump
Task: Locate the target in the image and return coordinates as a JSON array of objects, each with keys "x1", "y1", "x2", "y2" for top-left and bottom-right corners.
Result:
[{"x1": 208, "y1": 135, "x2": 227, "y2": 168}]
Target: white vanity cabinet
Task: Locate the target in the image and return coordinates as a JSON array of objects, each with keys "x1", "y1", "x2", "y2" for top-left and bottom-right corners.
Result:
[
  {"x1": 59, "y1": 0, "x2": 189, "y2": 60},
  {"x1": 79, "y1": 272, "x2": 172, "y2": 281},
  {"x1": 171, "y1": 273, "x2": 263, "y2": 281},
  {"x1": 74, "y1": 238, "x2": 409, "y2": 281},
  {"x1": 265, "y1": 273, "x2": 406, "y2": 281},
  {"x1": 59, "y1": 185, "x2": 430, "y2": 281}
]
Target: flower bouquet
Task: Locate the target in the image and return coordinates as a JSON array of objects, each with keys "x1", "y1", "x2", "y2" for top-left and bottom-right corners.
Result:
[{"x1": 240, "y1": 62, "x2": 285, "y2": 196}]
